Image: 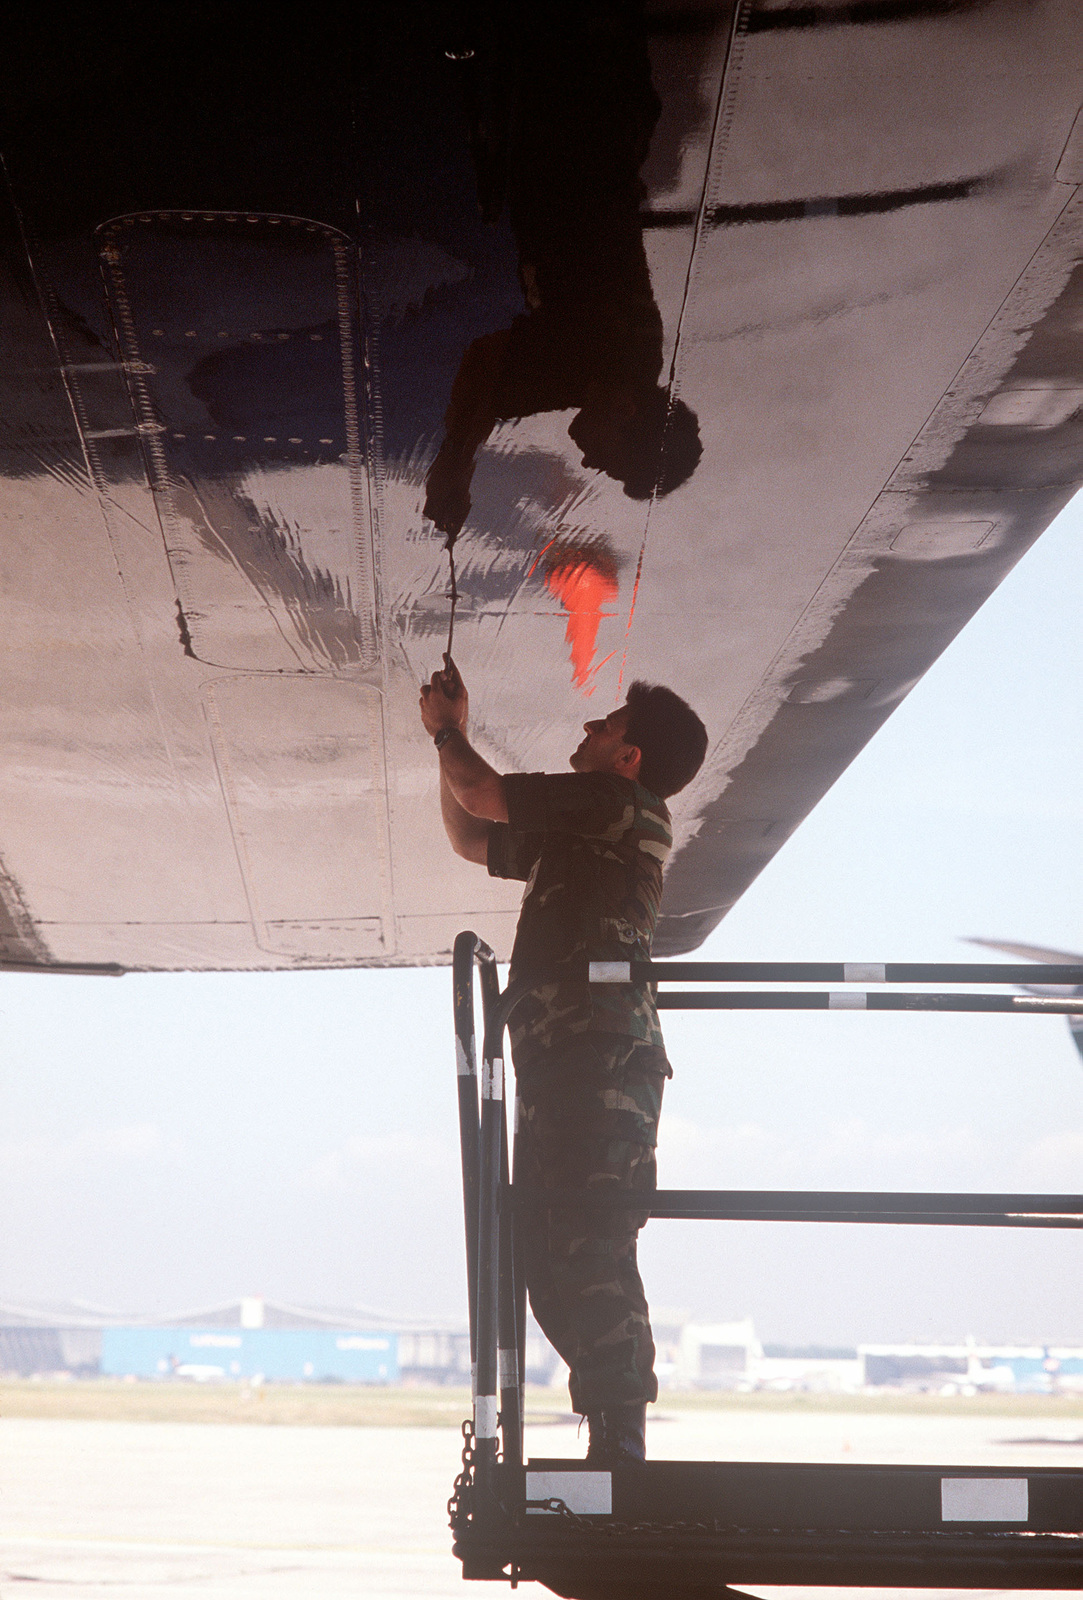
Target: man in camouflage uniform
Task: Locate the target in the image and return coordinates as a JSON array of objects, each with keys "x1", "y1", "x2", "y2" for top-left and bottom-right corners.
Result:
[{"x1": 420, "y1": 660, "x2": 707, "y2": 1463}]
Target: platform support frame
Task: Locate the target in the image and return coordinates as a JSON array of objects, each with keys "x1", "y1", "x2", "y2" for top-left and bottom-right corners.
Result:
[{"x1": 450, "y1": 939, "x2": 1083, "y2": 1586}]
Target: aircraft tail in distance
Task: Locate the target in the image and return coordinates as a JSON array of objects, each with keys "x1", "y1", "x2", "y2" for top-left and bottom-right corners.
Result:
[{"x1": 966, "y1": 938, "x2": 1083, "y2": 1064}]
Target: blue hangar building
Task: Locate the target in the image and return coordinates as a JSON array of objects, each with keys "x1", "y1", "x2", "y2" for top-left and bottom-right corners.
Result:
[{"x1": 101, "y1": 1324, "x2": 397, "y2": 1383}]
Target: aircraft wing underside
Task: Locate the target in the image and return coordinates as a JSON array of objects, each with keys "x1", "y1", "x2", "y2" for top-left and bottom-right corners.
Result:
[{"x1": 1, "y1": 2, "x2": 1081, "y2": 971}]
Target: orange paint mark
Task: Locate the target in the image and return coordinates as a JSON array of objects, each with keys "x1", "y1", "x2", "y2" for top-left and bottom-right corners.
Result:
[
  {"x1": 545, "y1": 556, "x2": 619, "y2": 690},
  {"x1": 526, "y1": 535, "x2": 558, "y2": 580}
]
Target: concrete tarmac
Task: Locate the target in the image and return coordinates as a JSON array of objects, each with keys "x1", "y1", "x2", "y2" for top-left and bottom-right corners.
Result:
[{"x1": 2, "y1": 1407, "x2": 1081, "y2": 1599}]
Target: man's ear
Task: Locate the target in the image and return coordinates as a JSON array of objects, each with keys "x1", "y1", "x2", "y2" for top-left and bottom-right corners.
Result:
[{"x1": 617, "y1": 742, "x2": 642, "y2": 780}]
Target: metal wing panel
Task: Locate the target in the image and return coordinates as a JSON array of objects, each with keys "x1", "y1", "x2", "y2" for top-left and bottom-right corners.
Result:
[{"x1": 0, "y1": 2, "x2": 1081, "y2": 969}]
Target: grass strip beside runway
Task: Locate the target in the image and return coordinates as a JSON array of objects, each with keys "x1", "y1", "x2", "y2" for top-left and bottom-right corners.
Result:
[{"x1": 3, "y1": 1381, "x2": 1083, "y2": 1426}]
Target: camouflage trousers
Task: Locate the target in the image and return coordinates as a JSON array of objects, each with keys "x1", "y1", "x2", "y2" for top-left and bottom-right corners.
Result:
[{"x1": 514, "y1": 1033, "x2": 670, "y2": 1415}]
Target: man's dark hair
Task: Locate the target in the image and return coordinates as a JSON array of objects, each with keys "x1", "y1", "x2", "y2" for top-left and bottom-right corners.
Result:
[
  {"x1": 620, "y1": 391, "x2": 702, "y2": 501},
  {"x1": 624, "y1": 681, "x2": 708, "y2": 799}
]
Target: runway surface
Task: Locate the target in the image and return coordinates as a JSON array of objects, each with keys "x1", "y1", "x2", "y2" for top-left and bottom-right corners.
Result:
[{"x1": 3, "y1": 1406, "x2": 1081, "y2": 1599}]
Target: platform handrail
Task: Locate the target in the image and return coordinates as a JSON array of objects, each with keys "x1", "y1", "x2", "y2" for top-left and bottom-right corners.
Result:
[
  {"x1": 593, "y1": 959, "x2": 1083, "y2": 985},
  {"x1": 652, "y1": 991, "x2": 1083, "y2": 1013},
  {"x1": 455, "y1": 941, "x2": 537, "y2": 1524},
  {"x1": 452, "y1": 932, "x2": 498, "y2": 1378},
  {"x1": 508, "y1": 1187, "x2": 1083, "y2": 1226}
]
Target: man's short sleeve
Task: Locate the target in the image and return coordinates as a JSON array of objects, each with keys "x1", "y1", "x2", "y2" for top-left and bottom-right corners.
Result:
[
  {"x1": 487, "y1": 822, "x2": 543, "y2": 883},
  {"x1": 503, "y1": 772, "x2": 634, "y2": 839}
]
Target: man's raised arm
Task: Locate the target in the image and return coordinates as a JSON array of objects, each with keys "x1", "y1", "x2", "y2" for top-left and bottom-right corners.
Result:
[{"x1": 420, "y1": 659, "x2": 508, "y2": 864}]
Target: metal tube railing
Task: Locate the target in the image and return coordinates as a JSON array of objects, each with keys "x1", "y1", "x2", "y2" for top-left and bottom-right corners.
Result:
[
  {"x1": 470, "y1": 976, "x2": 542, "y2": 1515},
  {"x1": 653, "y1": 992, "x2": 1083, "y2": 1013},
  {"x1": 512, "y1": 1085, "x2": 527, "y2": 1469},
  {"x1": 477, "y1": 951, "x2": 515, "y2": 1465},
  {"x1": 453, "y1": 944, "x2": 539, "y2": 1523},
  {"x1": 599, "y1": 960, "x2": 1083, "y2": 985},
  {"x1": 473, "y1": 1004, "x2": 506, "y2": 1514},
  {"x1": 452, "y1": 933, "x2": 498, "y2": 1384},
  {"x1": 497, "y1": 1106, "x2": 522, "y2": 1465},
  {"x1": 510, "y1": 1188, "x2": 1083, "y2": 1226}
]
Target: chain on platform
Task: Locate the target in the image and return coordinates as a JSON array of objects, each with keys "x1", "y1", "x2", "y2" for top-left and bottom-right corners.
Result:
[
  {"x1": 448, "y1": 1419, "x2": 478, "y2": 1531},
  {"x1": 519, "y1": 1496, "x2": 721, "y2": 1541},
  {"x1": 516, "y1": 1497, "x2": 1073, "y2": 1548}
]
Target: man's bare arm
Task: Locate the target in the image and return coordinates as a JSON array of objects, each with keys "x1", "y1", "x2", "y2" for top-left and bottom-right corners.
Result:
[
  {"x1": 439, "y1": 764, "x2": 490, "y2": 863},
  {"x1": 420, "y1": 659, "x2": 508, "y2": 862},
  {"x1": 437, "y1": 729, "x2": 509, "y2": 823}
]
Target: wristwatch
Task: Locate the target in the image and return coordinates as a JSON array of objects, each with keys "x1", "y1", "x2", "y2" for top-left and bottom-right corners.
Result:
[{"x1": 433, "y1": 726, "x2": 457, "y2": 751}]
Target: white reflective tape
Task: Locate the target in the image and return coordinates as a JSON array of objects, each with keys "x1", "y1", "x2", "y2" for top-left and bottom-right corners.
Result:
[
  {"x1": 475, "y1": 1394, "x2": 499, "y2": 1438},
  {"x1": 481, "y1": 1058, "x2": 504, "y2": 1100},
  {"x1": 844, "y1": 962, "x2": 886, "y2": 984},
  {"x1": 498, "y1": 1347, "x2": 519, "y2": 1388},
  {"x1": 829, "y1": 991, "x2": 867, "y2": 1009},
  {"x1": 941, "y1": 1477, "x2": 1028, "y2": 1522},
  {"x1": 589, "y1": 961, "x2": 631, "y2": 984},
  {"x1": 526, "y1": 1470, "x2": 612, "y2": 1516},
  {"x1": 455, "y1": 1036, "x2": 475, "y2": 1077}
]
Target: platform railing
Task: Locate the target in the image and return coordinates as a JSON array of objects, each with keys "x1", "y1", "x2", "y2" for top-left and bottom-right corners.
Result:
[
  {"x1": 452, "y1": 939, "x2": 1083, "y2": 1531},
  {"x1": 452, "y1": 933, "x2": 500, "y2": 1379},
  {"x1": 452, "y1": 933, "x2": 525, "y2": 1511}
]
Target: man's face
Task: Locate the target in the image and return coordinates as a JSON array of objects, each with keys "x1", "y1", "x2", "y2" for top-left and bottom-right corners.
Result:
[{"x1": 569, "y1": 704, "x2": 638, "y2": 776}]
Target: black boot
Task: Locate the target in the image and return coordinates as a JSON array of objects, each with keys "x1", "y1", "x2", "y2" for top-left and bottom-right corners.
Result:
[{"x1": 585, "y1": 1401, "x2": 647, "y2": 1465}]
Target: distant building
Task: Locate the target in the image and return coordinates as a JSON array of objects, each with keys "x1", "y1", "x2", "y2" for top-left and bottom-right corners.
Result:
[
  {"x1": 0, "y1": 1300, "x2": 106, "y2": 1377},
  {"x1": 0, "y1": 1296, "x2": 562, "y2": 1387},
  {"x1": 100, "y1": 1325, "x2": 398, "y2": 1383},
  {"x1": 755, "y1": 1344, "x2": 862, "y2": 1393},
  {"x1": 5, "y1": 1298, "x2": 1080, "y2": 1394},
  {"x1": 397, "y1": 1326, "x2": 471, "y2": 1385},
  {"x1": 665, "y1": 1321, "x2": 861, "y2": 1392},
  {"x1": 1, "y1": 1297, "x2": 435, "y2": 1383},
  {"x1": 673, "y1": 1319, "x2": 762, "y2": 1388},
  {"x1": 858, "y1": 1341, "x2": 1083, "y2": 1393}
]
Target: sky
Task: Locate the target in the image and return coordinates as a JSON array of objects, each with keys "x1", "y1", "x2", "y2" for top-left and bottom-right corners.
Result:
[{"x1": 1, "y1": 495, "x2": 1080, "y2": 1346}]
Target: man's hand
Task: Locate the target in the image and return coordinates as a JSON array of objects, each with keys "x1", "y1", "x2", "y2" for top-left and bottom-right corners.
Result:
[
  {"x1": 422, "y1": 658, "x2": 505, "y2": 852},
  {"x1": 420, "y1": 654, "x2": 469, "y2": 737}
]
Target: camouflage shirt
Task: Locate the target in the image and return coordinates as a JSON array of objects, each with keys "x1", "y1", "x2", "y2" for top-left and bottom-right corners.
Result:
[{"x1": 487, "y1": 771, "x2": 672, "y2": 1068}]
